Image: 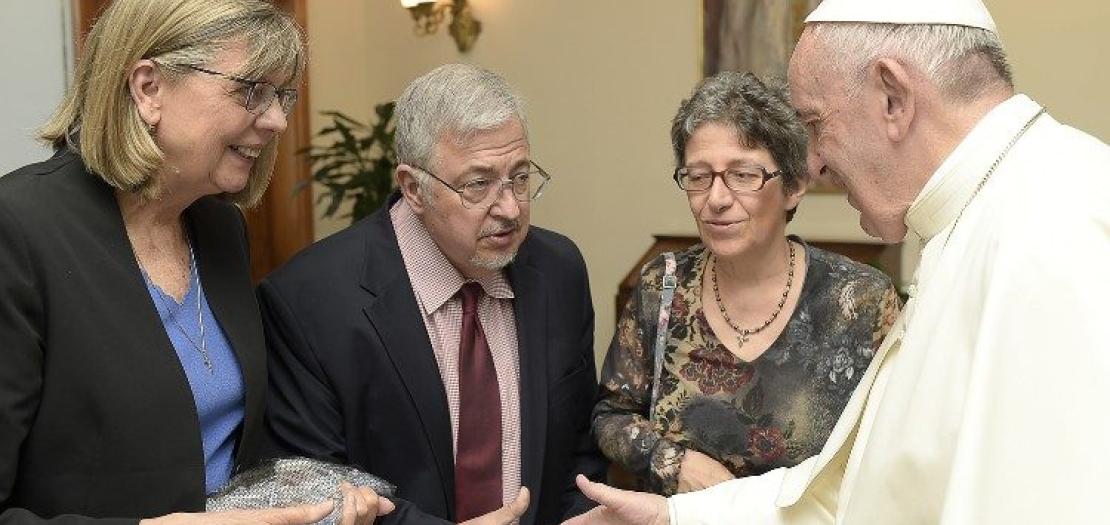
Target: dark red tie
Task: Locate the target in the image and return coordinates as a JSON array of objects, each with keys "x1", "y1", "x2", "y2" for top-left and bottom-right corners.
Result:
[{"x1": 454, "y1": 283, "x2": 503, "y2": 521}]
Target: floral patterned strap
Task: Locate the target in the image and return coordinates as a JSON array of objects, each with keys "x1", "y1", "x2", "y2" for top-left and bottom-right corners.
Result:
[{"x1": 649, "y1": 252, "x2": 677, "y2": 423}]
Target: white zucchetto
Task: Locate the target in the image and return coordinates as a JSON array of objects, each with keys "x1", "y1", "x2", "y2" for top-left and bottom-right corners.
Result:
[{"x1": 805, "y1": 0, "x2": 997, "y2": 33}]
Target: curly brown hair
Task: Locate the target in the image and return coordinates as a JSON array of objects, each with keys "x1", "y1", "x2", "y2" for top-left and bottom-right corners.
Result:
[{"x1": 670, "y1": 72, "x2": 808, "y2": 221}]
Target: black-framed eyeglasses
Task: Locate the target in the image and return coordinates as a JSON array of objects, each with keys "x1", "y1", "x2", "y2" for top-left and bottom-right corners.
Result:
[
  {"x1": 414, "y1": 161, "x2": 551, "y2": 209},
  {"x1": 673, "y1": 165, "x2": 782, "y2": 193},
  {"x1": 181, "y1": 65, "x2": 298, "y2": 116}
]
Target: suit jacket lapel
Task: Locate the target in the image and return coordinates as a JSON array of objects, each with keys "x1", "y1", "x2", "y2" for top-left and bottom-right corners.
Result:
[
  {"x1": 360, "y1": 208, "x2": 456, "y2": 513},
  {"x1": 80, "y1": 162, "x2": 180, "y2": 368},
  {"x1": 186, "y1": 201, "x2": 266, "y2": 462},
  {"x1": 73, "y1": 159, "x2": 206, "y2": 469},
  {"x1": 508, "y1": 246, "x2": 548, "y2": 525}
]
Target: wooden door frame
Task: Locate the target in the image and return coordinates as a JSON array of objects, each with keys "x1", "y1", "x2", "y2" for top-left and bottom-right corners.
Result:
[
  {"x1": 73, "y1": 0, "x2": 316, "y2": 282},
  {"x1": 245, "y1": 0, "x2": 314, "y2": 282}
]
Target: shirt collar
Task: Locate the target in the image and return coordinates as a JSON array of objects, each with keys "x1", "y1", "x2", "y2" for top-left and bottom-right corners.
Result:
[
  {"x1": 906, "y1": 94, "x2": 1043, "y2": 242},
  {"x1": 390, "y1": 199, "x2": 514, "y2": 315}
]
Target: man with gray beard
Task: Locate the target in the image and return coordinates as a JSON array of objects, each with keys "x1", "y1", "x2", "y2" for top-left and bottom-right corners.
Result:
[{"x1": 258, "y1": 64, "x2": 607, "y2": 525}]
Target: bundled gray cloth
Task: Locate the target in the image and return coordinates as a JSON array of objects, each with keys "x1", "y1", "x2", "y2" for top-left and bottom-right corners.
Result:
[{"x1": 207, "y1": 457, "x2": 397, "y2": 525}]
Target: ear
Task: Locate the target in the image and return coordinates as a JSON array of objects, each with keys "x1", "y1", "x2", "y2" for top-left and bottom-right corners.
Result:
[
  {"x1": 396, "y1": 164, "x2": 429, "y2": 215},
  {"x1": 129, "y1": 59, "x2": 165, "y2": 128},
  {"x1": 785, "y1": 176, "x2": 808, "y2": 213},
  {"x1": 873, "y1": 58, "x2": 915, "y2": 142}
]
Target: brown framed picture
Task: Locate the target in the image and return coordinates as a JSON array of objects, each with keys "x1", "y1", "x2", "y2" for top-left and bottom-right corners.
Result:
[
  {"x1": 703, "y1": 0, "x2": 818, "y2": 79},
  {"x1": 703, "y1": 0, "x2": 840, "y2": 193}
]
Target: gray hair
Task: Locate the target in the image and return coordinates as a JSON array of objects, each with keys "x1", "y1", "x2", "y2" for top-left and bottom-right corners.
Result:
[
  {"x1": 807, "y1": 23, "x2": 1013, "y2": 101},
  {"x1": 671, "y1": 71, "x2": 808, "y2": 221},
  {"x1": 394, "y1": 64, "x2": 527, "y2": 195}
]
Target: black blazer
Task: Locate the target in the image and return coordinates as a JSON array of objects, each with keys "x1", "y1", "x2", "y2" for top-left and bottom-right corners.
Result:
[
  {"x1": 0, "y1": 151, "x2": 267, "y2": 523},
  {"x1": 259, "y1": 194, "x2": 607, "y2": 525}
]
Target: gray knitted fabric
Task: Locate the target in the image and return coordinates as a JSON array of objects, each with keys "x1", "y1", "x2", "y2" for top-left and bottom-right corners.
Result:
[{"x1": 206, "y1": 457, "x2": 397, "y2": 524}]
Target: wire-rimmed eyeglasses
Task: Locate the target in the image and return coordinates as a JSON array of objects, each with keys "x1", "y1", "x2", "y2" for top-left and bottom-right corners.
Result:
[
  {"x1": 180, "y1": 65, "x2": 299, "y2": 116},
  {"x1": 673, "y1": 165, "x2": 782, "y2": 192},
  {"x1": 414, "y1": 161, "x2": 551, "y2": 209}
]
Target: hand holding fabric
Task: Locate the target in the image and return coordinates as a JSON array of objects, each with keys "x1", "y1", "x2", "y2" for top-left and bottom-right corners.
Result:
[
  {"x1": 336, "y1": 482, "x2": 396, "y2": 525},
  {"x1": 142, "y1": 503, "x2": 335, "y2": 525},
  {"x1": 140, "y1": 484, "x2": 394, "y2": 525}
]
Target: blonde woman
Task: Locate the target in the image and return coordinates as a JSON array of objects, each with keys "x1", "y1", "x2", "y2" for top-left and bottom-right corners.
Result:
[{"x1": 0, "y1": 0, "x2": 388, "y2": 522}]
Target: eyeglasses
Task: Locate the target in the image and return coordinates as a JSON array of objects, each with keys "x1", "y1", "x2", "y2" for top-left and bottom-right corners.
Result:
[
  {"x1": 181, "y1": 65, "x2": 298, "y2": 116},
  {"x1": 414, "y1": 161, "x2": 551, "y2": 209},
  {"x1": 673, "y1": 165, "x2": 782, "y2": 192}
]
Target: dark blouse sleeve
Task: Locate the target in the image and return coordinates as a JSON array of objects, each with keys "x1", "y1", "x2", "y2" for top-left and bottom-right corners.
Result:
[{"x1": 591, "y1": 257, "x2": 686, "y2": 493}]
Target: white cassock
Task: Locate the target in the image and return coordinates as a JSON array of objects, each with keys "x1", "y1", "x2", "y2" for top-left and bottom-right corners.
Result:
[{"x1": 669, "y1": 94, "x2": 1110, "y2": 524}]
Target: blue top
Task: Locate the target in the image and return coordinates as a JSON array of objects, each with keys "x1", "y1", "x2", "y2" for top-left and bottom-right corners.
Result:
[{"x1": 144, "y1": 264, "x2": 245, "y2": 495}]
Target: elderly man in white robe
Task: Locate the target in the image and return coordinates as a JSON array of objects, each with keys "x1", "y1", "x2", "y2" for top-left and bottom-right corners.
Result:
[{"x1": 565, "y1": 0, "x2": 1110, "y2": 523}]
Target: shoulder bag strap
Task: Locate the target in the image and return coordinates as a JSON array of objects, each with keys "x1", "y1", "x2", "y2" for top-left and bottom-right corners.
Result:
[{"x1": 648, "y1": 251, "x2": 677, "y2": 423}]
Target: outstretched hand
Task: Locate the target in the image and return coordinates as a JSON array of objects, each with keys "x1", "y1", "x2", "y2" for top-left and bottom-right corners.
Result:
[
  {"x1": 561, "y1": 475, "x2": 669, "y2": 525},
  {"x1": 460, "y1": 487, "x2": 531, "y2": 525}
]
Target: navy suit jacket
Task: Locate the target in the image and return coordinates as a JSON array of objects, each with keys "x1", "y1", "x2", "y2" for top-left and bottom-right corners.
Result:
[{"x1": 258, "y1": 194, "x2": 607, "y2": 525}]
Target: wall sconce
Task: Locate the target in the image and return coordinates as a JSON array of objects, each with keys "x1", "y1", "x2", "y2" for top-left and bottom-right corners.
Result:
[{"x1": 400, "y1": 0, "x2": 482, "y2": 53}]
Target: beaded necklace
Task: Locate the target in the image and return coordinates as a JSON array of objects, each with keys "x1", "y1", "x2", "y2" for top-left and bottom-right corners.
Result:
[{"x1": 711, "y1": 241, "x2": 796, "y2": 350}]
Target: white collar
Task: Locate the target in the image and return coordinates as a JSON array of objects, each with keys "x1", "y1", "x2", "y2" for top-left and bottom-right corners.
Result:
[{"x1": 906, "y1": 94, "x2": 1044, "y2": 242}]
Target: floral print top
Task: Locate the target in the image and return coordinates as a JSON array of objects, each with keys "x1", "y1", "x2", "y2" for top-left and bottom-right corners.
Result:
[{"x1": 593, "y1": 240, "x2": 901, "y2": 495}]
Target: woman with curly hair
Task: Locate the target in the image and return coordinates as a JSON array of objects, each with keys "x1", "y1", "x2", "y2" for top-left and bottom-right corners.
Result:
[{"x1": 592, "y1": 71, "x2": 900, "y2": 496}]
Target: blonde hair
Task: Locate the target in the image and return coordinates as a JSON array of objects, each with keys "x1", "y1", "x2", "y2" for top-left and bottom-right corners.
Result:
[{"x1": 39, "y1": 0, "x2": 305, "y2": 206}]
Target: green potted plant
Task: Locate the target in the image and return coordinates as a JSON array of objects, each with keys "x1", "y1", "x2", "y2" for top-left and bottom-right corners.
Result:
[{"x1": 298, "y1": 102, "x2": 397, "y2": 223}]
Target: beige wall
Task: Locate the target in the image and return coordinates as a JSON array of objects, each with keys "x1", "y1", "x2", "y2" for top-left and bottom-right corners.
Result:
[
  {"x1": 306, "y1": 0, "x2": 1108, "y2": 365},
  {"x1": 988, "y1": 0, "x2": 1110, "y2": 142}
]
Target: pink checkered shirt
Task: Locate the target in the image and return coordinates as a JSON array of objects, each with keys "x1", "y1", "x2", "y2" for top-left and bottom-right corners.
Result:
[{"x1": 390, "y1": 199, "x2": 522, "y2": 509}]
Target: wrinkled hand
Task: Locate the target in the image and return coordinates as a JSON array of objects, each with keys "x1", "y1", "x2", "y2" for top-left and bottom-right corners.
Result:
[
  {"x1": 337, "y1": 481, "x2": 396, "y2": 525},
  {"x1": 560, "y1": 475, "x2": 668, "y2": 525},
  {"x1": 141, "y1": 483, "x2": 395, "y2": 525},
  {"x1": 676, "y1": 450, "x2": 734, "y2": 494},
  {"x1": 459, "y1": 487, "x2": 530, "y2": 525}
]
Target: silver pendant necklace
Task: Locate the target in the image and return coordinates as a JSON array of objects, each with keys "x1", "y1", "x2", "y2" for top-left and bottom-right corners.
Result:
[{"x1": 145, "y1": 244, "x2": 213, "y2": 373}]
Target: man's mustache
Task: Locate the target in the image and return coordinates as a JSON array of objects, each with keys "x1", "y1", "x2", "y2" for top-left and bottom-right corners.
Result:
[{"x1": 478, "y1": 219, "x2": 521, "y2": 238}]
